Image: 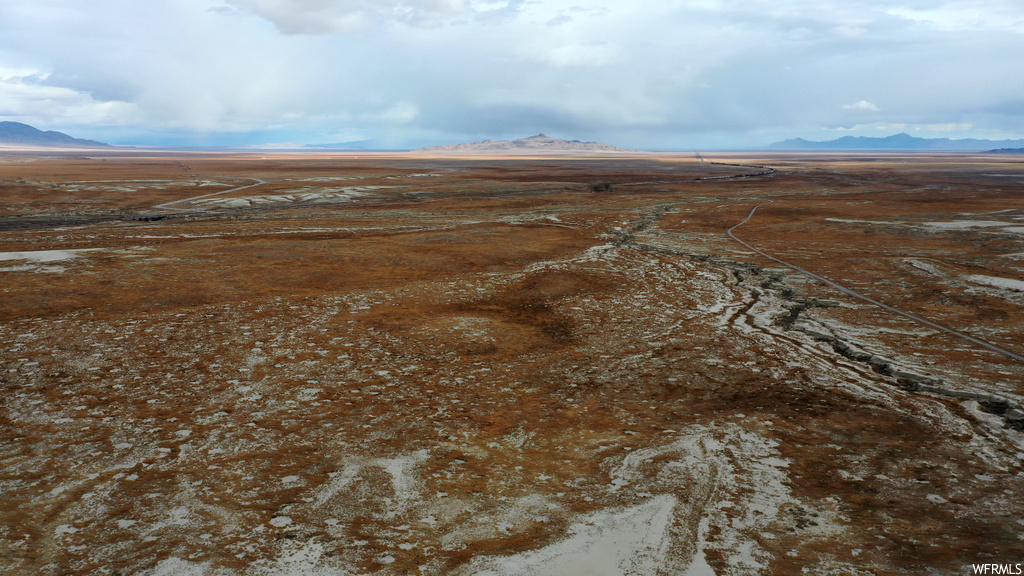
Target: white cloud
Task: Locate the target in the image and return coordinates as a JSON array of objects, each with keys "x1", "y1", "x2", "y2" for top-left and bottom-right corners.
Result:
[
  {"x1": 843, "y1": 100, "x2": 879, "y2": 112},
  {"x1": 0, "y1": 74, "x2": 138, "y2": 125},
  {"x1": 223, "y1": 0, "x2": 480, "y2": 34},
  {"x1": 378, "y1": 101, "x2": 420, "y2": 123},
  {"x1": 0, "y1": 66, "x2": 41, "y2": 78},
  {"x1": 914, "y1": 123, "x2": 973, "y2": 132},
  {"x1": 831, "y1": 123, "x2": 906, "y2": 132},
  {"x1": 1, "y1": 0, "x2": 1023, "y2": 147},
  {"x1": 888, "y1": 4, "x2": 1024, "y2": 33},
  {"x1": 529, "y1": 42, "x2": 621, "y2": 67}
]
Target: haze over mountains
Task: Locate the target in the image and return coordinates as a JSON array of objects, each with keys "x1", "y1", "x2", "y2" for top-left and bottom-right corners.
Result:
[
  {"x1": 4, "y1": 120, "x2": 1024, "y2": 154},
  {"x1": 0, "y1": 121, "x2": 108, "y2": 148},
  {"x1": 769, "y1": 133, "x2": 1024, "y2": 151},
  {"x1": 415, "y1": 134, "x2": 633, "y2": 154}
]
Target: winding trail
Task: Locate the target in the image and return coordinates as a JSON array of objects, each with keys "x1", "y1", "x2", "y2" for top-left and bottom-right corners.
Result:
[{"x1": 728, "y1": 201, "x2": 1024, "y2": 363}]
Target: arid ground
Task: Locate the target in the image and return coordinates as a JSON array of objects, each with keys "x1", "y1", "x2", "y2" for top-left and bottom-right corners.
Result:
[{"x1": 1, "y1": 151, "x2": 1023, "y2": 575}]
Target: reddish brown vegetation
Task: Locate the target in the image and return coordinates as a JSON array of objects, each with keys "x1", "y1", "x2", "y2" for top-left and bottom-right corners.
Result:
[{"x1": 1, "y1": 151, "x2": 1022, "y2": 575}]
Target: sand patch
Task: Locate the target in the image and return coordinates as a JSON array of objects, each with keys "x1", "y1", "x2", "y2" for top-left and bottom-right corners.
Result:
[
  {"x1": 468, "y1": 496, "x2": 678, "y2": 576},
  {"x1": 0, "y1": 248, "x2": 103, "y2": 272},
  {"x1": 922, "y1": 220, "x2": 1012, "y2": 230},
  {"x1": 967, "y1": 274, "x2": 1024, "y2": 292},
  {"x1": 0, "y1": 248, "x2": 102, "y2": 262}
]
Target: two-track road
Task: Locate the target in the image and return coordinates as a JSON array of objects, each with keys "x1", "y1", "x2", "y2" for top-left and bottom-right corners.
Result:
[
  {"x1": 153, "y1": 177, "x2": 266, "y2": 212},
  {"x1": 728, "y1": 201, "x2": 1024, "y2": 363}
]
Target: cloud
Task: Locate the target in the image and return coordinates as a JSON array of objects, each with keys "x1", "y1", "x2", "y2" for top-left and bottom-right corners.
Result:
[
  {"x1": 223, "y1": 0, "x2": 491, "y2": 34},
  {"x1": 2, "y1": 0, "x2": 1024, "y2": 147},
  {"x1": 913, "y1": 123, "x2": 973, "y2": 132},
  {"x1": 42, "y1": 69, "x2": 142, "y2": 103},
  {"x1": 0, "y1": 73, "x2": 138, "y2": 125},
  {"x1": 844, "y1": 100, "x2": 879, "y2": 112},
  {"x1": 546, "y1": 14, "x2": 573, "y2": 27},
  {"x1": 831, "y1": 123, "x2": 906, "y2": 132},
  {"x1": 472, "y1": 0, "x2": 525, "y2": 24},
  {"x1": 569, "y1": 5, "x2": 609, "y2": 17},
  {"x1": 528, "y1": 42, "x2": 620, "y2": 67},
  {"x1": 887, "y1": 4, "x2": 1024, "y2": 33}
]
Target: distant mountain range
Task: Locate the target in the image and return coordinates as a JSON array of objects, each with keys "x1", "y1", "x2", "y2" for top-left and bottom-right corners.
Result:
[
  {"x1": 768, "y1": 133, "x2": 1024, "y2": 151},
  {"x1": 0, "y1": 121, "x2": 109, "y2": 148},
  {"x1": 416, "y1": 134, "x2": 632, "y2": 154}
]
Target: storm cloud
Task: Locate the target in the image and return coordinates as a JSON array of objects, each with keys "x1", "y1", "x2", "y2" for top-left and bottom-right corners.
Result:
[{"x1": 1, "y1": 0, "x2": 1022, "y2": 148}]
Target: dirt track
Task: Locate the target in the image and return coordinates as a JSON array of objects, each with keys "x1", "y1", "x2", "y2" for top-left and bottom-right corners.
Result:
[{"x1": 729, "y1": 201, "x2": 1024, "y2": 363}]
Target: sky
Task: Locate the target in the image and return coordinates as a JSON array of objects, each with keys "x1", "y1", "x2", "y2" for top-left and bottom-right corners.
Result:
[{"x1": 1, "y1": 0, "x2": 1023, "y2": 149}]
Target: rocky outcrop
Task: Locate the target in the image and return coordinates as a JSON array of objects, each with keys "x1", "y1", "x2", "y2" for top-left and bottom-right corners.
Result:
[{"x1": 788, "y1": 302, "x2": 1022, "y2": 429}]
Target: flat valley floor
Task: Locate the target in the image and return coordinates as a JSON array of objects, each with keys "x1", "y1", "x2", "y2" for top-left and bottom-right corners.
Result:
[{"x1": 1, "y1": 152, "x2": 1023, "y2": 575}]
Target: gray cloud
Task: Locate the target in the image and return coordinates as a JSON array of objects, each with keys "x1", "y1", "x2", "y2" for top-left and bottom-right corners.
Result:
[
  {"x1": 42, "y1": 69, "x2": 142, "y2": 103},
  {"x1": 1, "y1": 0, "x2": 1022, "y2": 147},
  {"x1": 545, "y1": 14, "x2": 573, "y2": 27}
]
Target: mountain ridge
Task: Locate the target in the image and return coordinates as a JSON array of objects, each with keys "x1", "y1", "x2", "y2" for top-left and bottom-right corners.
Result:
[
  {"x1": 0, "y1": 121, "x2": 109, "y2": 148},
  {"x1": 768, "y1": 133, "x2": 1024, "y2": 151}
]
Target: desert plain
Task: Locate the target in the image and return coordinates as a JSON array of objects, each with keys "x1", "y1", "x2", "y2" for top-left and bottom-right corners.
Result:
[{"x1": 1, "y1": 150, "x2": 1023, "y2": 575}]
